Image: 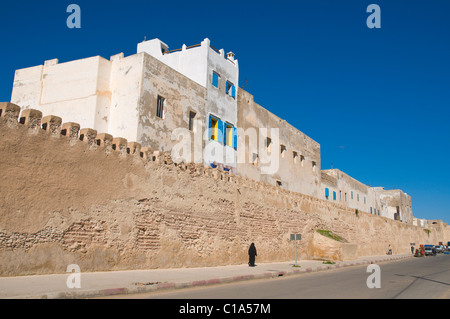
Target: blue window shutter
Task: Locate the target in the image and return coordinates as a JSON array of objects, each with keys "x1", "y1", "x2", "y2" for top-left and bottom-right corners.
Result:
[
  {"x1": 217, "y1": 119, "x2": 223, "y2": 143},
  {"x1": 208, "y1": 115, "x2": 212, "y2": 140},
  {"x1": 212, "y1": 72, "x2": 219, "y2": 87},
  {"x1": 231, "y1": 85, "x2": 236, "y2": 98},
  {"x1": 333, "y1": 191, "x2": 336, "y2": 200},
  {"x1": 325, "y1": 188, "x2": 329, "y2": 198},
  {"x1": 233, "y1": 127, "x2": 237, "y2": 149},
  {"x1": 223, "y1": 123, "x2": 227, "y2": 145}
]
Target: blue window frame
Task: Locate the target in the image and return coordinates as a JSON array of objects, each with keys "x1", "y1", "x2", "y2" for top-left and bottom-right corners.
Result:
[
  {"x1": 224, "y1": 122, "x2": 238, "y2": 148},
  {"x1": 226, "y1": 81, "x2": 235, "y2": 98},
  {"x1": 325, "y1": 188, "x2": 329, "y2": 199},
  {"x1": 333, "y1": 191, "x2": 336, "y2": 201},
  {"x1": 209, "y1": 114, "x2": 224, "y2": 143}
]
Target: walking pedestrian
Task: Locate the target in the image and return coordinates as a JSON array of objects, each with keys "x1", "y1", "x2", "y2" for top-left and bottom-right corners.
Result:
[{"x1": 248, "y1": 243, "x2": 257, "y2": 267}]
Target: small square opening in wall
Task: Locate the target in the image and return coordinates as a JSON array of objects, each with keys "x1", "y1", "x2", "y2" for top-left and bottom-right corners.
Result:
[
  {"x1": 189, "y1": 111, "x2": 196, "y2": 131},
  {"x1": 252, "y1": 153, "x2": 258, "y2": 166},
  {"x1": 156, "y1": 96, "x2": 164, "y2": 119},
  {"x1": 312, "y1": 161, "x2": 316, "y2": 171},
  {"x1": 300, "y1": 155, "x2": 305, "y2": 166},
  {"x1": 276, "y1": 180, "x2": 282, "y2": 187},
  {"x1": 293, "y1": 151, "x2": 298, "y2": 163},
  {"x1": 280, "y1": 144, "x2": 286, "y2": 158},
  {"x1": 266, "y1": 137, "x2": 272, "y2": 153}
]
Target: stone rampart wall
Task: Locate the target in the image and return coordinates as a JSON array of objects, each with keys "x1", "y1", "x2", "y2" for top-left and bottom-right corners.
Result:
[{"x1": 0, "y1": 102, "x2": 447, "y2": 276}]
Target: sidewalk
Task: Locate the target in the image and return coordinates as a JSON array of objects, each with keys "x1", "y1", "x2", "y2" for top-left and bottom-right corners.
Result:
[{"x1": 0, "y1": 254, "x2": 413, "y2": 299}]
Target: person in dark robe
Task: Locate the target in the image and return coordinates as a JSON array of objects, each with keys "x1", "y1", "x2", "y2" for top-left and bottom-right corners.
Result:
[{"x1": 248, "y1": 243, "x2": 257, "y2": 267}]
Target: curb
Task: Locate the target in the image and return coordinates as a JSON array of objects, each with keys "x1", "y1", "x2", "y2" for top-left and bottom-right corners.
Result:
[{"x1": 14, "y1": 254, "x2": 414, "y2": 299}]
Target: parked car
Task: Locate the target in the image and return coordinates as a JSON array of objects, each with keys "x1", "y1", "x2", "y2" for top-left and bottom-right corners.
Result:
[
  {"x1": 435, "y1": 245, "x2": 444, "y2": 253},
  {"x1": 424, "y1": 245, "x2": 436, "y2": 256}
]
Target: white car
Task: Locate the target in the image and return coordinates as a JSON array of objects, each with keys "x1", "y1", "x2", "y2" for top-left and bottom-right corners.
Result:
[{"x1": 424, "y1": 246, "x2": 435, "y2": 256}]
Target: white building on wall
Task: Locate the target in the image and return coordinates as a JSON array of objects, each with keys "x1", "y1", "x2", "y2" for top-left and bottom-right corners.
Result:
[
  {"x1": 321, "y1": 169, "x2": 413, "y2": 223},
  {"x1": 11, "y1": 38, "x2": 239, "y2": 171},
  {"x1": 9, "y1": 36, "x2": 414, "y2": 224},
  {"x1": 137, "y1": 38, "x2": 239, "y2": 169}
]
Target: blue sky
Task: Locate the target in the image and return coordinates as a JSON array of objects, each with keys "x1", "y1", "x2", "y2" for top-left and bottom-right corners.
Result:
[{"x1": 0, "y1": 0, "x2": 449, "y2": 223}]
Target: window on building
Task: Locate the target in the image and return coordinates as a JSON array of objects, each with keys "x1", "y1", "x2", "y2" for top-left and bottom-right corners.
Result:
[
  {"x1": 395, "y1": 206, "x2": 400, "y2": 220},
  {"x1": 276, "y1": 180, "x2": 282, "y2": 187},
  {"x1": 333, "y1": 191, "x2": 337, "y2": 201},
  {"x1": 226, "y1": 81, "x2": 236, "y2": 98},
  {"x1": 266, "y1": 137, "x2": 272, "y2": 153},
  {"x1": 340, "y1": 191, "x2": 342, "y2": 200},
  {"x1": 345, "y1": 193, "x2": 347, "y2": 202},
  {"x1": 293, "y1": 151, "x2": 298, "y2": 163},
  {"x1": 224, "y1": 123, "x2": 234, "y2": 147},
  {"x1": 189, "y1": 111, "x2": 196, "y2": 131},
  {"x1": 209, "y1": 115, "x2": 221, "y2": 142},
  {"x1": 252, "y1": 153, "x2": 258, "y2": 166},
  {"x1": 156, "y1": 96, "x2": 164, "y2": 119},
  {"x1": 370, "y1": 207, "x2": 373, "y2": 214},
  {"x1": 300, "y1": 155, "x2": 305, "y2": 166},
  {"x1": 357, "y1": 194, "x2": 359, "y2": 202},
  {"x1": 212, "y1": 72, "x2": 219, "y2": 88},
  {"x1": 351, "y1": 191, "x2": 354, "y2": 200},
  {"x1": 312, "y1": 161, "x2": 316, "y2": 172},
  {"x1": 325, "y1": 188, "x2": 329, "y2": 200},
  {"x1": 280, "y1": 144, "x2": 286, "y2": 158}
]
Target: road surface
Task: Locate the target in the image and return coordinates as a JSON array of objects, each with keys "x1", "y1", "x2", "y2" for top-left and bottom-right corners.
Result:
[{"x1": 127, "y1": 254, "x2": 450, "y2": 299}]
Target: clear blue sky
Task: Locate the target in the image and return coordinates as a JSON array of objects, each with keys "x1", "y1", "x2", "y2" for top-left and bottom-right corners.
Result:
[{"x1": 0, "y1": 0, "x2": 449, "y2": 223}]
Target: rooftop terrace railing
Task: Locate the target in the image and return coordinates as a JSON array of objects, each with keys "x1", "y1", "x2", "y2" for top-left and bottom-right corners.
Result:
[{"x1": 162, "y1": 42, "x2": 235, "y2": 65}]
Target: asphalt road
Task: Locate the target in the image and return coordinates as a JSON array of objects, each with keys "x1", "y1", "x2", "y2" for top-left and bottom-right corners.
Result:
[{"x1": 137, "y1": 254, "x2": 450, "y2": 299}]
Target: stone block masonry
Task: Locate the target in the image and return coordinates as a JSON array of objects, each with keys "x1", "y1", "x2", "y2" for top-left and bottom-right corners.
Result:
[{"x1": 0, "y1": 103, "x2": 448, "y2": 276}]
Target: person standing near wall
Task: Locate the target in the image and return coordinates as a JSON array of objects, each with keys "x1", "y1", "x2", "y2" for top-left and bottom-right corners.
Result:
[{"x1": 248, "y1": 243, "x2": 257, "y2": 267}]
